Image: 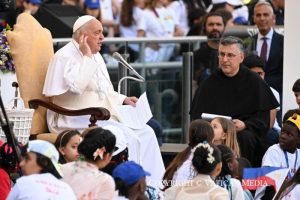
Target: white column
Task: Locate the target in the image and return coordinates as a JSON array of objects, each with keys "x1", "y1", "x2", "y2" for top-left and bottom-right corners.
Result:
[{"x1": 282, "y1": 1, "x2": 300, "y2": 116}]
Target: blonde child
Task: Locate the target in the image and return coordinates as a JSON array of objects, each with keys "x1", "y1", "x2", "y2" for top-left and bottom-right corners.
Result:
[{"x1": 211, "y1": 117, "x2": 240, "y2": 158}]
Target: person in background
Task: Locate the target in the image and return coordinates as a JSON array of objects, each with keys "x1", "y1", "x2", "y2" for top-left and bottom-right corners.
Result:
[
  {"x1": 0, "y1": 165, "x2": 10, "y2": 200},
  {"x1": 274, "y1": 166, "x2": 300, "y2": 200},
  {"x1": 255, "y1": 113, "x2": 300, "y2": 199},
  {"x1": 99, "y1": 0, "x2": 119, "y2": 53},
  {"x1": 210, "y1": 0, "x2": 249, "y2": 25},
  {"x1": 61, "y1": 127, "x2": 117, "y2": 199},
  {"x1": 182, "y1": 7, "x2": 207, "y2": 38},
  {"x1": 165, "y1": 0, "x2": 189, "y2": 35},
  {"x1": 164, "y1": 142, "x2": 229, "y2": 199},
  {"x1": 4, "y1": 0, "x2": 25, "y2": 27},
  {"x1": 179, "y1": 7, "x2": 206, "y2": 55},
  {"x1": 162, "y1": 119, "x2": 214, "y2": 190},
  {"x1": 137, "y1": 0, "x2": 183, "y2": 62},
  {"x1": 6, "y1": 140, "x2": 76, "y2": 200},
  {"x1": 250, "y1": 1, "x2": 284, "y2": 108},
  {"x1": 216, "y1": 144, "x2": 244, "y2": 200},
  {"x1": 283, "y1": 109, "x2": 300, "y2": 123},
  {"x1": 214, "y1": 8, "x2": 234, "y2": 28},
  {"x1": 0, "y1": 143, "x2": 22, "y2": 184},
  {"x1": 23, "y1": 0, "x2": 42, "y2": 15},
  {"x1": 0, "y1": 143, "x2": 17, "y2": 200},
  {"x1": 243, "y1": 54, "x2": 281, "y2": 146},
  {"x1": 54, "y1": 129, "x2": 82, "y2": 164},
  {"x1": 211, "y1": 117, "x2": 241, "y2": 158},
  {"x1": 83, "y1": 0, "x2": 101, "y2": 19},
  {"x1": 112, "y1": 161, "x2": 150, "y2": 200},
  {"x1": 270, "y1": 0, "x2": 284, "y2": 25},
  {"x1": 118, "y1": 0, "x2": 145, "y2": 62},
  {"x1": 292, "y1": 79, "x2": 300, "y2": 108},
  {"x1": 236, "y1": 157, "x2": 254, "y2": 200},
  {"x1": 193, "y1": 12, "x2": 225, "y2": 87}
]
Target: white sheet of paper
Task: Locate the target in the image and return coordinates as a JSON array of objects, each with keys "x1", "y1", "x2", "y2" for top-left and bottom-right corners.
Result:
[
  {"x1": 118, "y1": 92, "x2": 153, "y2": 129},
  {"x1": 201, "y1": 113, "x2": 232, "y2": 121}
]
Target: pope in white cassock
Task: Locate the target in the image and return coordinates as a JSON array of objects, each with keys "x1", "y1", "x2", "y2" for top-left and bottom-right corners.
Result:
[{"x1": 42, "y1": 15, "x2": 165, "y2": 186}]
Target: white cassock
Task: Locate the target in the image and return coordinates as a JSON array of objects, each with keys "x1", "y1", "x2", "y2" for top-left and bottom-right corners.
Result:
[{"x1": 43, "y1": 40, "x2": 165, "y2": 187}]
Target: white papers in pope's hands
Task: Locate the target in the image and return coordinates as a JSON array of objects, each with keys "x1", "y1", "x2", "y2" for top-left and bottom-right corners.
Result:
[
  {"x1": 201, "y1": 113, "x2": 232, "y2": 121},
  {"x1": 118, "y1": 92, "x2": 153, "y2": 129}
]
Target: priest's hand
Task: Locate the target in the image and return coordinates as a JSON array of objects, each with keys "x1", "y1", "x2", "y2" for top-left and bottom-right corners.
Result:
[
  {"x1": 79, "y1": 35, "x2": 92, "y2": 58},
  {"x1": 123, "y1": 96, "x2": 138, "y2": 107},
  {"x1": 232, "y1": 119, "x2": 246, "y2": 132}
]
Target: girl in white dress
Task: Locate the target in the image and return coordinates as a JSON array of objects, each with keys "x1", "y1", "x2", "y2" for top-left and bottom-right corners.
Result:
[
  {"x1": 216, "y1": 144, "x2": 245, "y2": 200},
  {"x1": 7, "y1": 140, "x2": 76, "y2": 200},
  {"x1": 164, "y1": 142, "x2": 230, "y2": 200},
  {"x1": 162, "y1": 119, "x2": 214, "y2": 190},
  {"x1": 137, "y1": 0, "x2": 183, "y2": 62},
  {"x1": 61, "y1": 127, "x2": 117, "y2": 199},
  {"x1": 118, "y1": 0, "x2": 145, "y2": 61}
]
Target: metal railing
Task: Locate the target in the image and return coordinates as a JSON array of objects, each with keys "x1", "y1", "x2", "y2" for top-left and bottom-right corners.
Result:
[{"x1": 52, "y1": 36, "x2": 207, "y2": 144}]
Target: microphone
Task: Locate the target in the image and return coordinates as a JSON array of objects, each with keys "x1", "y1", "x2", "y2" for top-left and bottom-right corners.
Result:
[{"x1": 112, "y1": 52, "x2": 145, "y2": 81}]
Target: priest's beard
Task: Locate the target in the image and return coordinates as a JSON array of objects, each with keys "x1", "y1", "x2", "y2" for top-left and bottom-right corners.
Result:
[{"x1": 207, "y1": 30, "x2": 223, "y2": 43}]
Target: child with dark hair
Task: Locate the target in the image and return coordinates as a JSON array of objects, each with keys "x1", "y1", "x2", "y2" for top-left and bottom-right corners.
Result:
[
  {"x1": 283, "y1": 109, "x2": 300, "y2": 123},
  {"x1": 292, "y1": 79, "x2": 300, "y2": 108},
  {"x1": 112, "y1": 161, "x2": 150, "y2": 200},
  {"x1": 274, "y1": 166, "x2": 300, "y2": 200},
  {"x1": 243, "y1": 54, "x2": 281, "y2": 145},
  {"x1": 7, "y1": 140, "x2": 76, "y2": 200},
  {"x1": 255, "y1": 113, "x2": 300, "y2": 199},
  {"x1": 61, "y1": 127, "x2": 117, "y2": 199},
  {"x1": 237, "y1": 157, "x2": 254, "y2": 200},
  {"x1": 162, "y1": 119, "x2": 214, "y2": 190},
  {"x1": 164, "y1": 143, "x2": 229, "y2": 199},
  {"x1": 54, "y1": 130, "x2": 82, "y2": 164},
  {"x1": 216, "y1": 144, "x2": 244, "y2": 200}
]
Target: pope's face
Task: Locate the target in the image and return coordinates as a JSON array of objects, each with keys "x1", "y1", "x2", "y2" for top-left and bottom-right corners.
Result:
[
  {"x1": 84, "y1": 19, "x2": 104, "y2": 54},
  {"x1": 218, "y1": 44, "x2": 244, "y2": 77}
]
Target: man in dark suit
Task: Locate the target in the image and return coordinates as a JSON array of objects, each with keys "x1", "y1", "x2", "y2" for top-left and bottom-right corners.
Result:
[{"x1": 250, "y1": 1, "x2": 284, "y2": 98}]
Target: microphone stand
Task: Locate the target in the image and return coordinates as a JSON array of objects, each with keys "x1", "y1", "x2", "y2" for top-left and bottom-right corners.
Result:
[
  {"x1": 118, "y1": 76, "x2": 144, "y2": 94},
  {"x1": 0, "y1": 95, "x2": 21, "y2": 164},
  {"x1": 117, "y1": 53, "x2": 145, "y2": 95}
]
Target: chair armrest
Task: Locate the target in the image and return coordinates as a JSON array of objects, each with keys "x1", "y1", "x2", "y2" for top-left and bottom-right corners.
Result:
[{"x1": 28, "y1": 99, "x2": 110, "y2": 127}]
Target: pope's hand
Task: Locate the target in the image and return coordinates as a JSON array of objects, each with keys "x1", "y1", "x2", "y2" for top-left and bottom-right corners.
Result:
[
  {"x1": 79, "y1": 35, "x2": 92, "y2": 57},
  {"x1": 123, "y1": 96, "x2": 138, "y2": 107}
]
